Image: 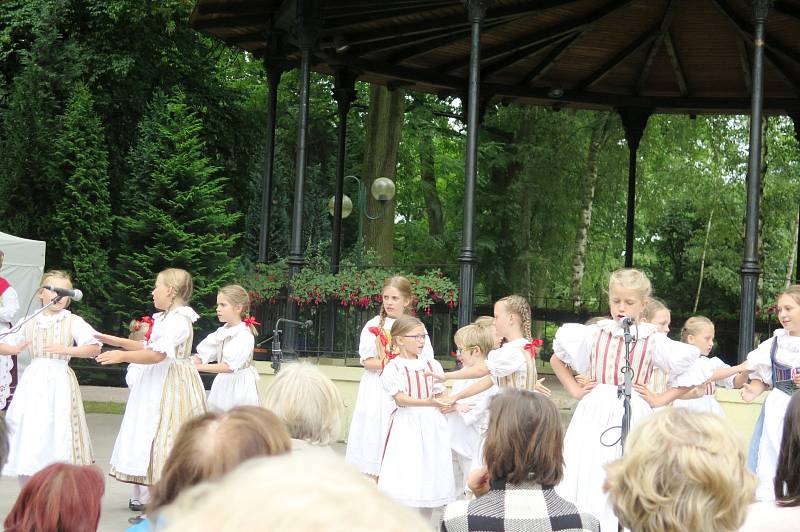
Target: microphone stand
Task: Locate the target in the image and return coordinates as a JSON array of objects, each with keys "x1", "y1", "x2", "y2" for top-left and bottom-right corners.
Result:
[
  {"x1": 617, "y1": 318, "x2": 635, "y2": 452},
  {"x1": 271, "y1": 318, "x2": 312, "y2": 373},
  {"x1": 0, "y1": 296, "x2": 63, "y2": 340}
]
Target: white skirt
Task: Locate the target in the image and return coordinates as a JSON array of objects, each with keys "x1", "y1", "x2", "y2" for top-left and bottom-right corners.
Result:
[
  {"x1": 378, "y1": 406, "x2": 454, "y2": 508},
  {"x1": 673, "y1": 394, "x2": 725, "y2": 416},
  {"x1": 208, "y1": 366, "x2": 262, "y2": 412},
  {"x1": 556, "y1": 384, "x2": 653, "y2": 532},
  {"x1": 345, "y1": 369, "x2": 395, "y2": 476},
  {"x1": 3, "y1": 358, "x2": 93, "y2": 476},
  {"x1": 755, "y1": 389, "x2": 791, "y2": 501}
]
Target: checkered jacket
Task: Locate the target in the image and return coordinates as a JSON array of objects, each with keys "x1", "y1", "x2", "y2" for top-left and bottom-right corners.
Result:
[{"x1": 440, "y1": 479, "x2": 600, "y2": 532}]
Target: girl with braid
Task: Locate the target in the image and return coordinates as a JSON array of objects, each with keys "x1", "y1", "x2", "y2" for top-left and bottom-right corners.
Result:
[{"x1": 345, "y1": 276, "x2": 434, "y2": 479}]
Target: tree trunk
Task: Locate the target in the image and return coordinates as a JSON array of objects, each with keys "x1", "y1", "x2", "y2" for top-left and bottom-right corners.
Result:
[
  {"x1": 693, "y1": 209, "x2": 714, "y2": 312},
  {"x1": 418, "y1": 127, "x2": 444, "y2": 236},
  {"x1": 362, "y1": 85, "x2": 405, "y2": 266},
  {"x1": 570, "y1": 114, "x2": 611, "y2": 306}
]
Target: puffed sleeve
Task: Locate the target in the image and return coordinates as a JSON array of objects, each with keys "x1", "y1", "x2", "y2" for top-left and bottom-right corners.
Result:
[
  {"x1": 148, "y1": 314, "x2": 191, "y2": 359},
  {"x1": 649, "y1": 334, "x2": 706, "y2": 387},
  {"x1": 381, "y1": 362, "x2": 406, "y2": 397},
  {"x1": 552, "y1": 323, "x2": 596, "y2": 374},
  {"x1": 458, "y1": 385, "x2": 497, "y2": 427},
  {"x1": 358, "y1": 318, "x2": 380, "y2": 364},
  {"x1": 746, "y1": 336, "x2": 776, "y2": 385},
  {"x1": 430, "y1": 359, "x2": 446, "y2": 394},
  {"x1": 70, "y1": 315, "x2": 102, "y2": 347},
  {"x1": 195, "y1": 329, "x2": 221, "y2": 364},
  {"x1": 0, "y1": 286, "x2": 19, "y2": 323},
  {"x1": 485, "y1": 345, "x2": 526, "y2": 378},
  {"x1": 222, "y1": 329, "x2": 255, "y2": 371}
]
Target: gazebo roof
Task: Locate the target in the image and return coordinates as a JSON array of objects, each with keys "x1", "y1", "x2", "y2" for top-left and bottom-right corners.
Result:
[{"x1": 191, "y1": 0, "x2": 800, "y2": 114}]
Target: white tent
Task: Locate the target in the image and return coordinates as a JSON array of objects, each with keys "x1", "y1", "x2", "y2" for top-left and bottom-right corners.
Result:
[{"x1": 0, "y1": 231, "x2": 46, "y2": 322}]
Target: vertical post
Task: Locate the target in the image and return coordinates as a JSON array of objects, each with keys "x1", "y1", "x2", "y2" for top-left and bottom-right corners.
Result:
[
  {"x1": 738, "y1": 0, "x2": 772, "y2": 362},
  {"x1": 327, "y1": 67, "x2": 357, "y2": 351},
  {"x1": 258, "y1": 62, "x2": 284, "y2": 264},
  {"x1": 789, "y1": 111, "x2": 800, "y2": 283},
  {"x1": 617, "y1": 107, "x2": 652, "y2": 268},
  {"x1": 286, "y1": 0, "x2": 319, "y2": 330},
  {"x1": 458, "y1": 0, "x2": 489, "y2": 328}
]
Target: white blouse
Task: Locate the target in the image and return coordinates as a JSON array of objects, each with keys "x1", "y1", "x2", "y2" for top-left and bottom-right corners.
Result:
[
  {"x1": 146, "y1": 306, "x2": 198, "y2": 359},
  {"x1": 358, "y1": 315, "x2": 434, "y2": 364},
  {"x1": 196, "y1": 322, "x2": 255, "y2": 370},
  {"x1": 1, "y1": 309, "x2": 100, "y2": 349}
]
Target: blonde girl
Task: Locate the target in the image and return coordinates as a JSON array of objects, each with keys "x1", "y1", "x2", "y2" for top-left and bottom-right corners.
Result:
[
  {"x1": 378, "y1": 316, "x2": 453, "y2": 517},
  {"x1": 672, "y1": 316, "x2": 745, "y2": 415},
  {"x1": 96, "y1": 268, "x2": 207, "y2": 509},
  {"x1": 193, "y1": 285, "x2": 261, "y2": 411},
  {"x1": 640, "y1": 297, "x2": 671, "y2": 396},
  {"x1": 345, "y1": 276, "x2": 434, "y2": 478},
  {"x1": 741, "y1": 285, "x2": 800, "y2": 500},
  {"x1": 550, "y1": 268, "x2": 708, "y2": 532},
  {"x1": 0, "y1": 270, "x2": 100, "y2": 481}
]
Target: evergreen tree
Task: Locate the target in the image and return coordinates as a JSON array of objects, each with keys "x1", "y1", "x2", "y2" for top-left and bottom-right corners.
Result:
[
  {"x1": 50, "y1": 82, "x2": 112, "y2": 326},
  {"x1": 114, "y1": 88, "x2": 240, "y2": 330}
]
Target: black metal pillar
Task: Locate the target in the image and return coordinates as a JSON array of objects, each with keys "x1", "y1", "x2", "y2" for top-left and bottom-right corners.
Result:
[
  {"x1": 286, "y1": 1, "x2": 319, "y2": 329},
  {"x1": 618, "y1": 107, "x2": 652, "y2": 268},
  {"x1": 327, "y1": 67, "x2": 358, "y2": 351},
  {"x1": 738, "y1": 0, "x2": 773, "y2": 362},
  {"x1": 790, "y1": 111, "x2": 800, "y2": 284},
  {"x1": 257, "y1": 62, "x2": 284, "y2": 263},
  {"x1": 458, "y1": 0, "x2": 489, "y2": 328}
]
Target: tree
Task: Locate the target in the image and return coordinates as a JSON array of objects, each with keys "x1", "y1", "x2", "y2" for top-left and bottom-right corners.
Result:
[
  {"x1": 50, "y1": 82, "x2": 112, "y2": 326},
  {"x1": 114, "y1": 89, "x2": 240, "y2": 328}
]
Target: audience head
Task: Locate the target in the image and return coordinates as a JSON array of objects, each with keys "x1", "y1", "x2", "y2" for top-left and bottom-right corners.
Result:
[
  {"x1": 483, "y1": 389, "x2": 563, "y2": 486},
  {"x1": 604, "y1": 408, "x2": 755, "y2": 532},
  {"x1": 4, "y1": 463, "x2": 104, "y2": 532},
  {"x1": 775, "y1": 392, "x2": 800, "y2": 505},
  {"x1": 160, "y1": 452, "x2": 431, "y2": 532},
  {"x1": 262, "y1": 362, "x2": 344, "y2": 446},
  {"x1": 148, "y1": 406, "x2": 291, "y2": 513}
]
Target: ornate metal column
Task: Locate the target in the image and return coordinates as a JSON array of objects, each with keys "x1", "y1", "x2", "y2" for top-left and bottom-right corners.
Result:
[
  {"x1": 257, "y1": 61, "x2": 284, "y2": 263},
  {"x1": 738, "y1": 0, "x2": 773, "y2": 362},
  {"x1": 458, "y1": 0, "x2": 490, "y2": 328},
  {"x1": 618, "y1": 107, "x2": 652, "y2": 268}
]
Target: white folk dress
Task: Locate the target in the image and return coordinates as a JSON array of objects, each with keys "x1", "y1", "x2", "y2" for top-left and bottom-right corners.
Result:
[
  {"x1": 110, "y1": 306, "x2": 207, "y2": 485},
  {"x1": 745, "y1": 329, "x2": 800, "y2": 501},
  {"x1": 673, "y1": 356, "x2": 734, "y2": 416},
  {"x1": 0, "y1": 282, "x2": 20, "y2": 410},
  {"x1": 1, "y1": 310, "x2": 99, "y2": 476},
  {"x1": 447, "y1": 377, "x2": 497, "y2": 497},
  {"x1": 378, "y1": 355, "x2": 454, "y2": 508},
  {"x1": 552, "y1": 319, "x2": 707, "y2": 532},
  {"x1": 345, "y1": 315, "x2": 434, "y2": 476},
  {"x1": 196, "y1": 322, "x2": 261, "y2": 411}
]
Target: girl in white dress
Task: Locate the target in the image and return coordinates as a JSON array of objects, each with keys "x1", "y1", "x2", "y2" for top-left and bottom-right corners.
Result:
[
  {"x1": 96, "y1": 268, "x2": 207, "y2": 508},
  {"x1": 550, "y1": 268, "x2": 708, "y2": 532},
  {"x1": 0, "y1": 270, "x2": 100, "y2": 481},
  {"x1": 672, "y1": 316, "x2": 745, "y2": 415},
  {"x1": 193, "y1": 284, "x2": 261, "y2": 411},
  {"x1": 741, "y1": 285, "x2": 800, "y2": 501},
  {"x1": 378, "y1": 315, "x2": 453, "y2": 517},
  {"x1": 640, "y1": 297, "x2": 671, "y2": 397},
  {"x1": 345, "y1": 276, "x2": 434, "y2": 478}
]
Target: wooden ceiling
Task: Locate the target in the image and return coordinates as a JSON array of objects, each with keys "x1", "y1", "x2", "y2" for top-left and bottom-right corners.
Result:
[{"x1": 190, "y1": 0, "x2": 800, "y2": 114}]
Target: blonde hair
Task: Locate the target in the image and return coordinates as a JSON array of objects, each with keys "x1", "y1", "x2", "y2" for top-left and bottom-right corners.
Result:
[
  {"x1": 779, "y1": 285, "x2": 800, "y2": 307},
  {"x1": 473, "y1": 315, "x2": 495, "y2": 328},
  {"x1": 261, "y1": 362, "x2": 344, "y2": 446},
  {"x1": 158, "y1": 452, "x2": 431, "y2": 532},
  {"x1": 158, "y1": 268, "x2": 193, "y2": 306},
  {"x1": 681, "y1": 316, "x2": 714, "y2": 342},
  {"x1": 604, "y1": 408, "x2": 755, "y2": 532},
  {"x1": 496, "y1": 295, "x2": 538, "y2": 390},
  {"x1": 608, "y1": 268, "x2": 652, "y2": 300},
  {"x1": 640, "y1": 296, "x2": 668, "y2": 321},
  {"x1": 40, "y1": 270, "x2": 74, "y2": 307},
  {"x1": 389, "y1": 315, "x2": 424, "y2": 354},
  {"x1": 218, "y1": 284, "x2": 256, "y2": 335},
  {"x1": 454, "y1": 324, "x2": 494, "y2": 358}
]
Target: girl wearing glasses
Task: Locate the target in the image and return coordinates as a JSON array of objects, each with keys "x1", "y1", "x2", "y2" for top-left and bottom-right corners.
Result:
[
  {"x1": 345, "y1": 276, "x2": 434, "y2": 479},
  {"x1": 378, "y1": 315, "x2": 453, "y2": 518}
]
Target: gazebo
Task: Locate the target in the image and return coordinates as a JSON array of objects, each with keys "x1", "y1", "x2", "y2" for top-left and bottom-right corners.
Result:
[{"x1": 190, "y1": 0, "x2": 800, "y2": 360}]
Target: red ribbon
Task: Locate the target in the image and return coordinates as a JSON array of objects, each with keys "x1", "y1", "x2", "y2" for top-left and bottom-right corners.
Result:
[
  {"x1": 139, "y1": 315, "x2": 155, "y2": 343},
  {"x1": 243, "y1": 316, "x2": 261, "y2": 327},
  {"x1": 524, "y1": 338, "x2": 544, "y2": 359}
]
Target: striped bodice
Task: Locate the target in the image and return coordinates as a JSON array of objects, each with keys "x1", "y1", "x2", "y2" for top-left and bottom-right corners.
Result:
[
  {"x1": 399, "y1": 361, "x2": 436, "y2": 400},
  {"x1": 590, "y1": 330, "x2": 654, "y2": 386},
  {"x1": 175, "y1": 317, "x2": 194, "y2": 360},
  {"x1": 23, "y1": 314, "x2": 75, "y2": 362},
  {"x1": 495, "y1": 355, "x2": 536, "y2": 391}
]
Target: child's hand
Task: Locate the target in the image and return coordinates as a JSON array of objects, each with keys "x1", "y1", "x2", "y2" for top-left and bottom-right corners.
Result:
[
  {"x1": 634, "y1": 384, "x2": 663, "y2": 407},
  {"x1": 96, "y1": 350, "x2": 127, "y2": 365},
  {"x1": 454, "y1": 402, "x2": 474, "y2": 413},
  {"x1": 575, "y1": 373, "x2": 589, "y2": 386},
  {"x1": 192, "y1": 355, "x2": 202, "y2": 365},
  {"x1": 741, "y1": 381, "x2": 763, "y2": 402},
  {"x1": 438, "y1": 403, "x2": 455, "y2": 414},
  {"x1": 535, "y1": 378, "x2": 552, "y2": 397},
  {"x1": 467, "y1": 467, "x2": 491, "y2": 498},
  {"x1": 433, "y1": 396, "x2": 454, "y2": 408},
  {"x1": 43, "y1": 343, "x2": 72, "y2": 356},
  {"x1": 10, "y1": 341, "x2": 29, "y2": 354}
]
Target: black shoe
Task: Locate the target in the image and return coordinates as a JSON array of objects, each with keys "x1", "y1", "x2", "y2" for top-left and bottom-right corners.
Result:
[
  {"x1": 128, "y1": 515, "x2": 146, "y2": 525},
  {"x1": 128, "y1": 499, "x2": 146, "y2": 512}
]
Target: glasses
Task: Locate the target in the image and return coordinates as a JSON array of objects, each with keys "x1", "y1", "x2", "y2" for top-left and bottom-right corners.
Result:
[
  {"x1": 458, "y1": 346, "x2": 477, "y2": 354},
  {"x1": 402, "y1": 334, "x2": 428, "y2": 341}
]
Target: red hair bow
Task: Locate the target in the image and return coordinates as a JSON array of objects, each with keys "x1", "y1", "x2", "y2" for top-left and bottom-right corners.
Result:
[
  {"x1": 140, "y1": 315, "x2": 155, "y2": 342},
  {"x1": 243, "y1": 316, "x2": 261, "y2": 327},
  {"x1": 524, "y1": 338, "x2": 544, "y2": 359}
]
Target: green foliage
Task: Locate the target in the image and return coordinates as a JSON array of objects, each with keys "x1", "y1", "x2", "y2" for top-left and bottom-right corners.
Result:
[{"x1": 114, "y1": 89, "x2": 240, "y2": 329}]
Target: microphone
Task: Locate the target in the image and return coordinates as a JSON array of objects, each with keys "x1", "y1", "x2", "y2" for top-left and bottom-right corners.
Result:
[
  {"x1": 45, "y1": 286, "x2": 83, "y2": 302},
  {"x1": 620, "y1": 316, "x2": 634, "y2": 328}
]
